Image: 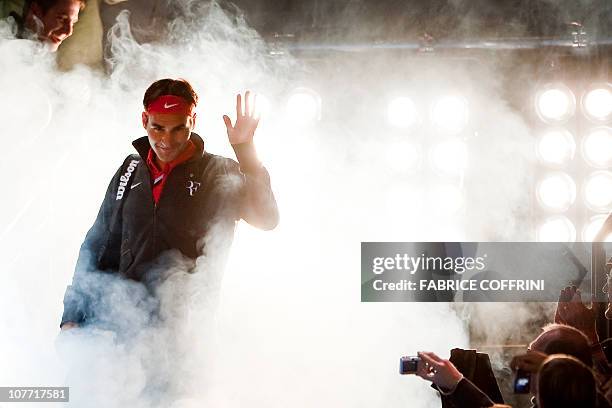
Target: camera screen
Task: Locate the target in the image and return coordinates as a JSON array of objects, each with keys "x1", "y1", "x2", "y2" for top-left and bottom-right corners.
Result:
[{"x1": 514, "y1": 371, "x2": 531, "y2": 394}]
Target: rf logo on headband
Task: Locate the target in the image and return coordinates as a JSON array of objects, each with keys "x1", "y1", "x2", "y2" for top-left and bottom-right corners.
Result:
[{"x1": 186, "y1": 181, "x2": 201, "y2": 196}]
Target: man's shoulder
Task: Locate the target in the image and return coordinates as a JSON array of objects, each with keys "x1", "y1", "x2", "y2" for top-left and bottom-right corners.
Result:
[
  {"x1": 110, "y1": 154, "x2": 142, "y2": 176},
  {"x1": 199, "y1": 152, "x2": 240, "y2": 173},
  {"x1": 122, "y1": 153, "x2": 143, "y2": 165}
]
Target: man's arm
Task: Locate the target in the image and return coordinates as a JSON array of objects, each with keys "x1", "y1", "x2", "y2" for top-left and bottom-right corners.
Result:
[
  {"x1": 415, "y1": 351, "x2": 496, "y2": 408},
  {"x1": 60, "y1": 160, "x2": 127, "y2": 328},
  {"x1": 554, "y1": 286, "x2": 611, "y2": 373},
  {"x1": 232, "y1": 141, "x2": 279, "y2": 230},
  {"x1": 223, "y1": 91, "x2": 279, "y2": 230}
]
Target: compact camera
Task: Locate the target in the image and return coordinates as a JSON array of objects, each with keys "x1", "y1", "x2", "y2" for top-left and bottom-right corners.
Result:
[{"x1": 399, "y1": 356, "x2": 420, "y2": 374}]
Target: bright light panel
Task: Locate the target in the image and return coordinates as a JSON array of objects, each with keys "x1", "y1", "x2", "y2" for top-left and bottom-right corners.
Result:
[
  {"x1": 537, "y1": 216, "x2": 576, "y2": 242},
  {"x1": 286, "y1": 90, "x2": 320, "y2": 124},
  {"x1": 251, "y1": 93, "x2": 271, "y2": 119},
  {"x1": 387, "y1": 97, "x2": 418, "y2": 129},
  {"x1": 536, "y1": 86, "x2": 575, "y2": 122},
  {"x1": 582, "y1": 214, "x2": 612, "y2": 242},
  {"x1": 536, "y1": 173, "x2": 576, "y2": 212},
  {"x1": 582, "y1": 127, "x2": 612, "y2": 168},
  {"x1": 583, "y1": 86, "x2": 612, "y2": 122},
  {"x1": 431, "y1": 96, "x2": 469, "y2": 134},
  {"x1": 537, "y1": 129, "x2": 575, "y2": 166},
  {"x1": 584, "y1": 171, "x2": 612, "y2": 211}
]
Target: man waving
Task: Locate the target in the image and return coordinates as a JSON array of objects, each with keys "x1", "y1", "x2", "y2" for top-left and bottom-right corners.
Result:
[{"x1": 60, "y1": 78, "x2": 278, "y2": 329}]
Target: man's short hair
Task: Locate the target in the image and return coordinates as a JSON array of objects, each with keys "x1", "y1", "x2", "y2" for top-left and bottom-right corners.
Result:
[
  {"x1": 143, "y1": 79, "x2": 199, "y2": 109},
  {"x1": 537, "y1": 354, "x2": 597, "y2": 408},
  {"x1": 26, "y1": 0, "x2": 86, "y2": 14},
  {"x1": 529, "y1": 323, "x2": 593, "y2": 367}
]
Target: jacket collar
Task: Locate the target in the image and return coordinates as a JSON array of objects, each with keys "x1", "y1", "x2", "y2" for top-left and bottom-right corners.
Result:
[{"x1": 132, "y1": 132, "x2": 205, "y2": 163}]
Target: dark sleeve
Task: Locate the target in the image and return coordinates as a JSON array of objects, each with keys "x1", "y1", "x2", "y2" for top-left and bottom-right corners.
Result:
[
  {"x1": 439, "y1": 378, "x2": 495, "y2": 408},
  {"x1": 60, "y1": 161, "x2": 125, "y2": 327},
  {"x1": 239, "y1": 165, "x2": 279, "y2": 231}
]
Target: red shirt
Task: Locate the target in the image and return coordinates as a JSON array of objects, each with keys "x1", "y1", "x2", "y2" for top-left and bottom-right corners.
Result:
[{"x1": 146, "y1": 140, "x2": 197, "y2": 205}]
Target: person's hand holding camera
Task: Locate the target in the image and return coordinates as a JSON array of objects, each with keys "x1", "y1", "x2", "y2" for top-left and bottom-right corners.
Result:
[
  {"x1": 415, "y1": 351, "x2": 464, "y2": 393},
  {"x1": 554, "y1": 285, "x2": 598, "y2": 343},
  {"x1": 510, "y1": 350, "x2": 547, "y2": 373}
]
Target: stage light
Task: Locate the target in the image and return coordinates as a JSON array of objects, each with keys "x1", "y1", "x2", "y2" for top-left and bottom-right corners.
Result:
[
  {"x1": 430, "y1": 139, "x2": 468, "y2": 176},
  {"x1": 537, "y1": 216, "x2": 576, "y2": 242},
  {"x1": 286, "y1": 88, "x2": 320, "y2": 124},
  {"x1": 536, "y1": 129, "x2": 575, "y2": 166},
  {"x1": 387, "y1": 97, "x2": 418, "y2": 129},
  {"x1": 431, "y1": 96, "x2": 469, "y2": 134},
  {"x1": 582, "y1": 127, "x2": 612, "y2": 168},
  {"x1": 251, "y1": 93, "x2": 271, "y2": 118},
  {"x1": 536, "y1": 172, "x2": 576, "y2": 212},
  {"x1": 535, "y1": 85, "x2": 575, "y2": 123},
  {"x1": 583, "y1": 171, "x2": 612, "y2": 211},
  {"x1": 582, "y1": 214, "x2": 612, "y2": 242},
  {"x1": 582, "y1": 85, "x2": 612, "y2": 122}
]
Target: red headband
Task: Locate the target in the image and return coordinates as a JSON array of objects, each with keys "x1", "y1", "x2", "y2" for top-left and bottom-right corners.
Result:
[{"x1": 146, "y1": 95, "x2": 195, "y2": 116}]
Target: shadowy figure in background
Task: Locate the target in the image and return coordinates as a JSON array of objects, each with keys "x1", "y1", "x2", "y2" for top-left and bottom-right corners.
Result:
[
  {"x1": 537, "y1": 354, "x2": 598, "y2": 408},
  {"x1": 50, "y1": 0, "x2": 176, "y2": 70},
  {"x1": 553, "y1": 286, "x2": 610, "y2": 375},
  {"x1": 1, "y1": 0, "x2": 85, "y2": 51},
  {"x1": 512, "y1": 323, "x2": 611, "y2": 407},
  {"x1": 410, "y1": 322, "x2": 611, "y2": 407},
  {"x1": 414, "y1": 350, "x2": 609, "y2": 408},
  {"x1": 60, "y1": 78, "x2": 278, "y2": 331}
]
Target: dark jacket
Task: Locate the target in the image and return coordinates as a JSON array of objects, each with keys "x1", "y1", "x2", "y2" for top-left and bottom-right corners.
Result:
[
  {"x1": 442, "y1": 377, "x2": 495, "y2": 408},
  {"x1": 436, "y1": 349, "x2": 504, "y2": 408},
  {"x1": 60, "y1": 133, "x2": 278, "y2": 326}
]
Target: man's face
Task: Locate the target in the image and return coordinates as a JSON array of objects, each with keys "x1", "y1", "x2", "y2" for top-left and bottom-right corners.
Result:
[
  {"x1": 142, "y1": 112, "x2": 196, "y2": 164},
  {"x1": 30, "y1": 0, "x2": 81, "y2": 51}
]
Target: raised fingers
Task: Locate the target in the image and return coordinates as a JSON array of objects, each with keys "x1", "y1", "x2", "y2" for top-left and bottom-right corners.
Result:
[
  {"x1": 419, "y1": 351, "x2": 444, "y2": 364},
  {"x1": 236, "y1": 93, "x2": 242, "y2": 117},
  {"x1": 252, "y1": 93, "x2": 259, "y2": 118},
  {"x1": 418, "y1": 351, "x2": 443, "y2": 371},
  {"x1": 510, "y1": 351, "x2": 546, "y2": 372},
  {"x1": 245, "y1": 90, "x2": 251, "y2": 117},
  {"x1": 559, "y1": 286, "x2": 572, "y2": 302},
  {"x1": 223, "y1": 114, "x2": 233, "y2": 131}
]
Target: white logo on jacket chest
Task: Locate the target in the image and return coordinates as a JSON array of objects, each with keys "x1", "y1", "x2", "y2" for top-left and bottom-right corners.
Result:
[
  {"x1": 186, "y1": 181, "x2": 201, "y2": 196},
  {"x1": 116, "y1": 159, "x2": 140, "y2": 200}
]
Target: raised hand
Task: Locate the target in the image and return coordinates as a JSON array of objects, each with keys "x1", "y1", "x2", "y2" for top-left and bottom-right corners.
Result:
[
  {"x1": 223, "y1": 91, "x2": 260, "y2": 145},
  {"x1": 510, "y1": 350, "x2": 547, "y2": 373},
  {"x1": 554, "y1": 285, "x2": 597, "y2": 343},
  {"x1": 415, "y1": 351, "x2": 463, "y2": 392}
]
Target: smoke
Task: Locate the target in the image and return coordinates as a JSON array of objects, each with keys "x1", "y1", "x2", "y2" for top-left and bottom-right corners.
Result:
[{"x1": 0, "y1": 1, "x2": 568, "y2": 407}]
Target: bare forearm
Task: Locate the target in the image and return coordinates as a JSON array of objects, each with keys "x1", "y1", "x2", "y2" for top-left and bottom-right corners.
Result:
[
  {"x1": 239, "y1": 166, "x2": 279, "y2": 230},
  {"x1": 232, "y1": 141, "x2": 261, "y2": 173}
]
